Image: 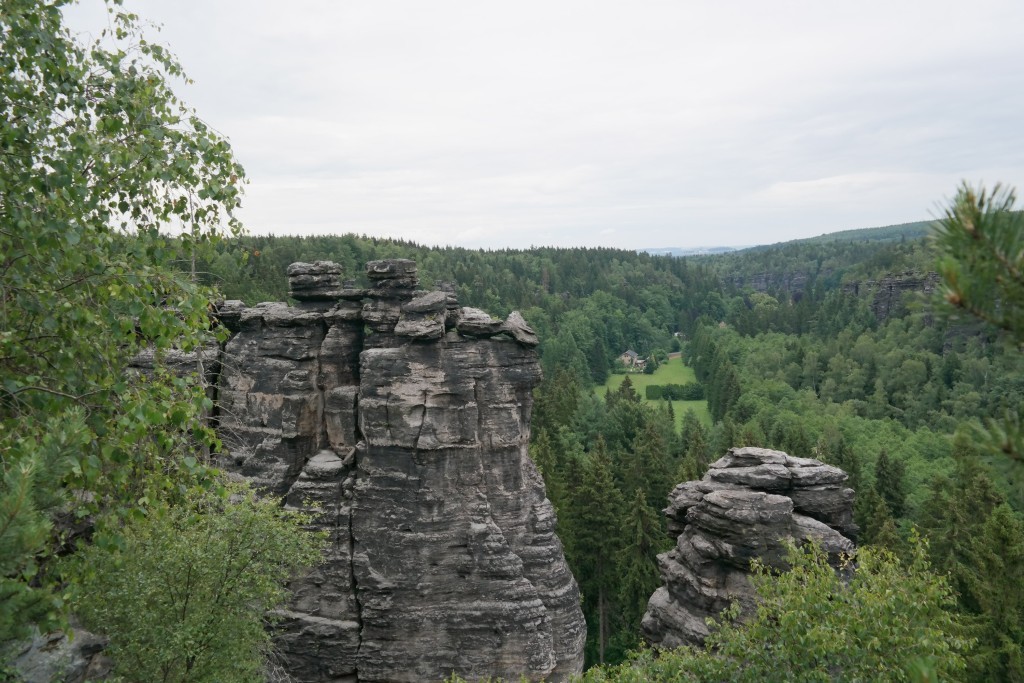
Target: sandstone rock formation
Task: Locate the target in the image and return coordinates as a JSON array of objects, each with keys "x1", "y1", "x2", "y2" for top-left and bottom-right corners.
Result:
[
  {"x1": 724, "y1": 270, "x2": 813, "y2": 296},
  {"x1": 641, "y1": 446, "x2": 856, "y2": 649},
  {"x1": 843, "y1": 271, "x2": 942, "y2": 321},
  {"x1": 10, "y1": 625, "x2": 112, "y2": 683},
  {"x1": 213, "y1": 260, "x2": 585, "y2": 682}
]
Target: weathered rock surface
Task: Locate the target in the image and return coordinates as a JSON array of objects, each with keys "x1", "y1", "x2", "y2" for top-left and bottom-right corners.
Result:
[
  {"x1": 289, "y1": 261, "x2": 345, "y2": 301},
  {"x1": 456, "y1": 307, "x2": 505, "y2": 338},
  {"x1": 10, "y1": 625, "x2": 112, "y2": 683},
  {"x1": 641, "y1": 446, "x2": 856, "y2": 649},
  {"x1": 214, "y1": 260, "x2": 584, "y2": 682},
  {"x1": 724, "y1": 270, "x2": 813, "y2": 296},
  {"x1": 843, "y1": 271, "x2": 942, "y2": 321}
]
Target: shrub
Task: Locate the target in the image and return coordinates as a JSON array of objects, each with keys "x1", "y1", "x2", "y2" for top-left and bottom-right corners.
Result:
[
  {"x1": 65, "y1": 483, "x2": 325, "y2": 683},
  {"x1": 580, "y1": 535, "x2": 970, "y2": 682}
]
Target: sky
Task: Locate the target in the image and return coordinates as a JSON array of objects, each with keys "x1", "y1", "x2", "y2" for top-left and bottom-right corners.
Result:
[{"x1": 65, "y1": 1, "x2": 1024, "y2": 250}]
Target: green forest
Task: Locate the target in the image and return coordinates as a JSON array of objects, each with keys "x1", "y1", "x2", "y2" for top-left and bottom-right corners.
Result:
[
  {"x1": 3, "y1": 2, "x2": 1024, "y2": 681},
  {"x1": 183, "y1": 202, "x2": 1023, "y2": 680}
]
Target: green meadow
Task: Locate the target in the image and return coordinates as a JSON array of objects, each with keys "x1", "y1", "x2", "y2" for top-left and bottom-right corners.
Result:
[{"x1": 600, "y1": 358, "x2": 711, "y2": 429}]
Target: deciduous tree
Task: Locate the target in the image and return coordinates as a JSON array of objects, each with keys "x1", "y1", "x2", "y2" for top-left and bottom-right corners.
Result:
[{"x1": 1, "y1": 0, "x2": 242, "y2": 641}]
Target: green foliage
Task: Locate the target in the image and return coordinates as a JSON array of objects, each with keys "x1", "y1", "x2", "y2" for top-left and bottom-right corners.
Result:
[
  {"x1": 936, "y1": 183, "x2": 1024, "y2": 342},
  {"x1": 935, "y1": 182, "x2": 1024, "y2": 463},
  {"x1": 65, "y1": 484, "x2": 325, "y2": 683},
  {"x1": 615, "y1": 490, "x2": 669, "y2": 645},
  {"x1": 874, "y1": 449, "x2": 908, "y2": 519},
  {"x1": 0, "y1": 429, "x2": 65, "y2": 641},
  {"x1": 962, "y1": 503, "x2": 1024, "y2": 681},
  {"x1": 602, "y1": 358, "x2": 709, "y2": 430},
  {"x1": 1, "y1": 0, "x2": 242, "y2": 642},
  {"x1": 580, "y1": 538, "x2": 970, "y2": 682},
  {"x1": 562, "y1": 441, "x2": 626, "y2": 665},
  {"x1": 625, "y1": 420, "x2": 674, "y2": 515},
  {"x1": 919, "y1": 441, "x2": 1024, "y2": 681}
]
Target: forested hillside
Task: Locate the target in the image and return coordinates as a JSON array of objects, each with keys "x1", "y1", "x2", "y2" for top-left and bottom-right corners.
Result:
[
  {"x1": 5, "y1": 1, "x2": 1021, "y2": 680},
  {"x1": 193, "y1": 204, "x2": 1024, "y2": 678}
]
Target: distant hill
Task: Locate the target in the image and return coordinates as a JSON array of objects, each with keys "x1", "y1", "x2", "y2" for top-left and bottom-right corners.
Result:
[
  {"x1": 640, "y1": 220, "x2": 935, "y2": 259},
  {"x1": 694, "y1": 218, "x2": 941, "y2": 299},
  {"x1": 641, "y1": 246, "x2": 743, "y2": 257},
  {"x1": 741, "y1": 220, "x2": 936, "y2": 253},
  {"x1": 799, "y1": 219, "x2": 936, "y2": 244}
]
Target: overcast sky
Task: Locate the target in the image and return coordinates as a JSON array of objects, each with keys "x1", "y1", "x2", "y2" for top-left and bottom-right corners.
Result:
[{"x1": 65, "y1": 1, "x2": 1024, "y2": 250}]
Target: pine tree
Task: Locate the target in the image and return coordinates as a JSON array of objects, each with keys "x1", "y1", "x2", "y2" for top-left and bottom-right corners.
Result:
[
  {"x1": 918, "y1": 436, "x2": 1004, "y2": 607},
  {"x1": 533, "y1": 367, "x2": 583, "y2": 433},
  {"x1": 737, "y1": 420, "x2": 766, "y2": 447},
  {"x1": 832, "y1": 435, "x2": 862, "y2": 491},
  {"x1": 936, "y1": 182, "x2": 1024, "y2": 343},
  {"x1": 917, "y1": 438, "x2": 1023, "y2": 681}
]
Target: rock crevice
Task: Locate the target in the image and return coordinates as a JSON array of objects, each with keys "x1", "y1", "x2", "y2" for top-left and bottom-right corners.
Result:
[{"x1": 213, "y1": 260, "x2": 584, "y2": 682}]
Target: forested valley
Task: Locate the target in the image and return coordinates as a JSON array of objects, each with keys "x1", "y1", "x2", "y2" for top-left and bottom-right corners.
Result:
[
  {"x1": 187, "y1": 211, "x2": 1024, "y2": 680},
  {"x1": 4, "y1": 3, "x2": 1023, "y2": 680}
]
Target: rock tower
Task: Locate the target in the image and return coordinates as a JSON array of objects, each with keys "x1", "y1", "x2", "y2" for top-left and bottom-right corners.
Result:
[
  {"x1": 213, "y1": 260, "x2": 585, "y2": 682},
  {"x1": 642, "y1": 446, "x2": 857, "y2": 649}
]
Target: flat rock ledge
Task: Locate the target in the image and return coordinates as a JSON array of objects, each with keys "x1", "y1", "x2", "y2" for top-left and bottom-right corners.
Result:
[{"x1": 641, "y1": 446, "x2": 857, "y2": 649}]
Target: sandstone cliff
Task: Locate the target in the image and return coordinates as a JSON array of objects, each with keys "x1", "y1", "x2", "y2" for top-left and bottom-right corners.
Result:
[
  {"x1": 842, "y1": 271, "x2": 941, "y2": 321},
  {"x1": 724, "y1": 270, "x2": 812, "y2": 295},
  {"x1": 641, "y1": 447, "x2": 856, "y2": 649},
  {"x1": 212, "y1": 260, "x2": 585, "y2": 682}
]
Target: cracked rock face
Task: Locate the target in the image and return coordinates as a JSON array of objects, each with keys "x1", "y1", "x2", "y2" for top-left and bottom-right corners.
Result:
[
  {"x1": 215, "y1": 260, "x2": 585, "y2": 682},
  {"x1": 641, "y1": 447, "x2": 856, "y2": 649}
]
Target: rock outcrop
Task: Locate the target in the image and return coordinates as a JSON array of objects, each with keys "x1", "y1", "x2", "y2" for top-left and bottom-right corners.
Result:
[
  {"x1": 641, "y1": 447, "x2": 856, "y2": 649},
  {"x1": 214, "y1": 260, "x2": 584, "y2": 682},
  {"x1": 843, "y1": 271, "x2": 942, "y2": 321},
  {"x1": 10, "y1": 625, "x2": 112, "y2": 683},
  {"x1": 724, "y1": 270, "x2": 813, "y2": 296}
]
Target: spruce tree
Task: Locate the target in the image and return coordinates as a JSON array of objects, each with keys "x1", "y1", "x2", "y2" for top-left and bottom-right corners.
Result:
[
  {"x1": 967, "y1": 504, "x2": 1024, "y2": 681},
  {"x1": 873, "y1": 449, "x2": 907, "y2": 519},
  {"x1": 529, "y1": 429, "x2": 566, "y2": 514},
  {"x1": 679, "y1": 408, "x2": 706, "y2": 458},
  {"x1": 563, "y1": 439, "x2": 625, "y2": 665},
  {"x1": 628, "y1": 419, "x2": 674, "y2": 512},
  {"x1": 856, "y1": 487, "x2": 897, "y2": 549},
  {"x1": 615, "y1": 489, "x2": 669, "y2": 653}
]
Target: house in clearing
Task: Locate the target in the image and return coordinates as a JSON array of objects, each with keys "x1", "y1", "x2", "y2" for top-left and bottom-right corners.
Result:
[{"x1": 617, "y1": 349, "x2": 646, "y2": 370}]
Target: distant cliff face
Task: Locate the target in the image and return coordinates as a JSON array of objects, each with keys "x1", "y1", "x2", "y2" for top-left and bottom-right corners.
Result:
[
  {"x1": 642, "y1": 447, "x2": 856, "y2": 649},
  {"x1": 724, "y1": 271, "x2": 813, "y2": 295},
  {"x1": 212, "y1": 260, "x2": 585, "y2": 682},
  {"x1": 842, "y1": 271, "x2": 941, "y2": 321}
]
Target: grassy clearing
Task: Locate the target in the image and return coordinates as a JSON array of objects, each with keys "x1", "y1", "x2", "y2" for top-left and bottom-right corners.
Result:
[{"x1": 600, "y1": 359, "x2": 711, "y2": 429}]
